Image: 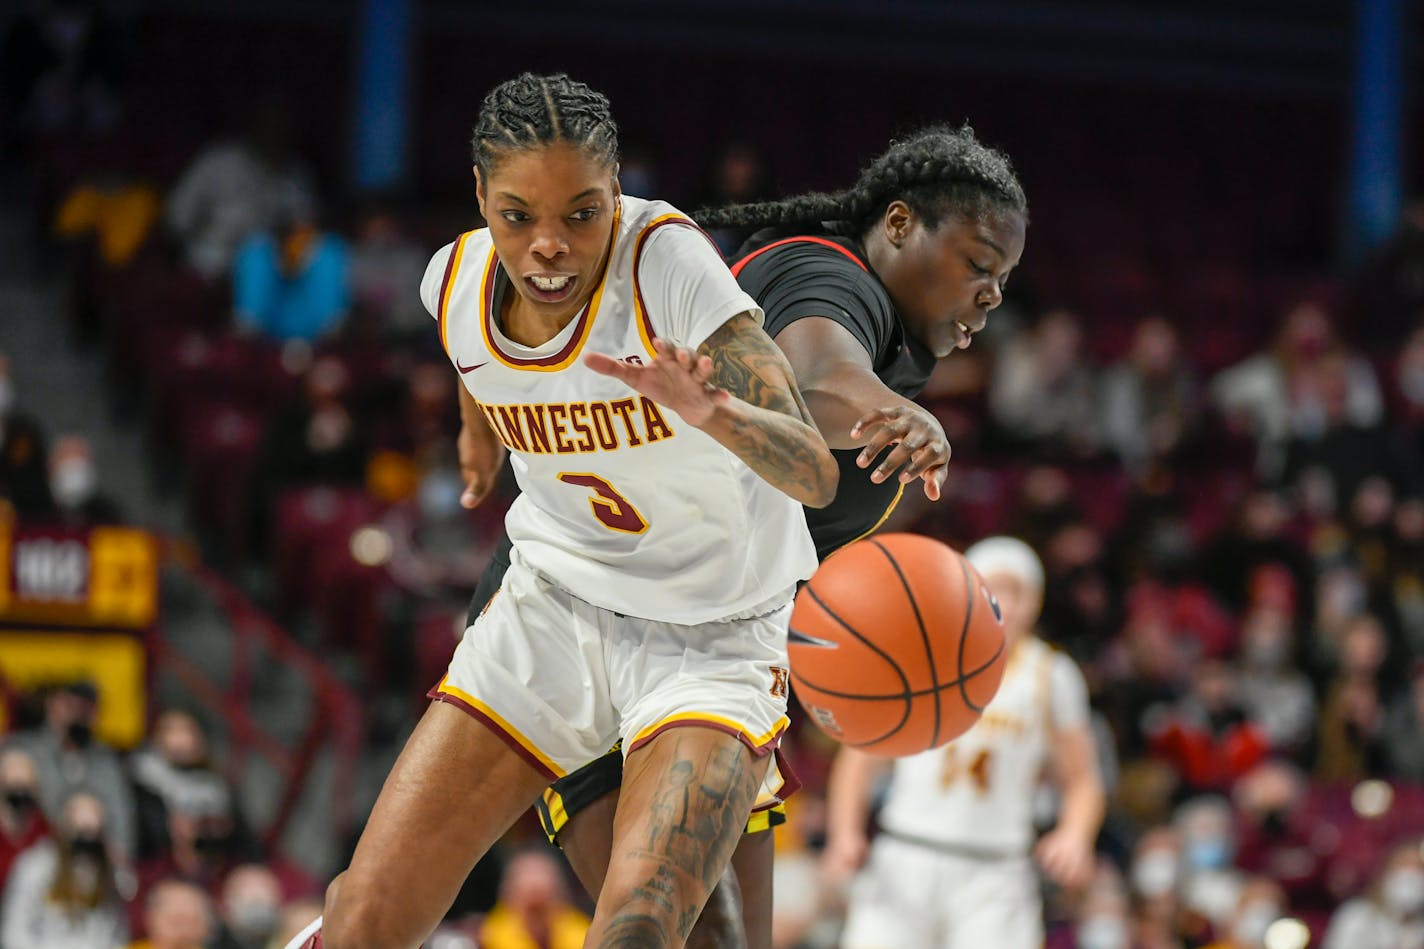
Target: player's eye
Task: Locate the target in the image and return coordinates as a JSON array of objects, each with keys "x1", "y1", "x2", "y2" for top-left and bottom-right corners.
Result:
[
  {"x1": 967, "y1": 259, "x2": 992, "y2": 276},
  {"x1": 501, "y1": 210, "x2": 530, "y2": 224},
  {"x1": 570, "y1": 208, "x2": 598, "y2": 223}
]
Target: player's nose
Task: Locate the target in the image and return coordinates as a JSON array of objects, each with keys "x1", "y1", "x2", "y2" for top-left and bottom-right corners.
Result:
[{"x1": 530, "y1": 229, "x2": 569, "y2": 261}]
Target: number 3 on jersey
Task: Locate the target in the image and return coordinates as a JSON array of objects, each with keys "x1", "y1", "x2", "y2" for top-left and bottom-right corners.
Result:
[{"x1": 558, "y1": 473, "x2": 649, "y2": 534}]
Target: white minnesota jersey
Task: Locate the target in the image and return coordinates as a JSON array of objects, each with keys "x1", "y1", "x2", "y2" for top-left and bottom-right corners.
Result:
[
  {"x1": 877, "y1": 636, "x2": 1090, "y2": 855},
  {"x1": 421, "y1": 195, "x2": 817, "y2": 624}
]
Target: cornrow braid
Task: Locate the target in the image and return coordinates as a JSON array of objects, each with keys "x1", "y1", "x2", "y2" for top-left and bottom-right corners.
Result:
[
  {"x1": 471, "y1": 73, "x2": 620, "y2": 178},
  {"x1": 696, "y1": 124, "x2": 1026, "y2": 235}
]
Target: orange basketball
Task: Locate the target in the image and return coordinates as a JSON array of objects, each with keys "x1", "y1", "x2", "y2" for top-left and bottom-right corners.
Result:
[{"x1": 789, "y1": 533, "x2": 1008, "y2": 757}]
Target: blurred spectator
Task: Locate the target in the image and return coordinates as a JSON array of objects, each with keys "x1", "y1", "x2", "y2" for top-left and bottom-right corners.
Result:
[
  {"x1": 165, "y1": 101, "x2": 315, "y2": 279},
  {"x1": 369, "y1": 362, "x2": 458, "y2": 460},
  {"x1": 1322, "y1": 839, "x2": 1424, "y2": 949},
  {"x1": 47, "y1": 435, "x2": 122, "y2": 527},
  {"x1": 1127, "y1": 825, "x2": 1210, "y2": 949},
  {"x1": 383, "y1": 458, "x2": 489, "y2": 602},
  {"x1": 1201, "y1": 876, "x2": 1286, "y2": 949},
  {"x1": 0, "y1": 748, "x2": 49, "y2": 892},
  {"x1": 0, "y1": 0, "x2": 124, "y2": 137},
  {"x1": 130, "y1": 878, "x2": 213, "y2": 949},
  {"x1": 213, "y1": 864, "x2": 282, "y2": 949},
  {"x1": 477, "y1": 849, "x2": 589, "y2": 949},
  {"x1": 1315, "y1": 614, "x2": 1391, "y2": 781},
  {"x1": 1231, "y1": 761, "x2": 1326, "y2": 908},
  {"x1": 233, "y1": 206, "x2": 350, "y2": 344},
  {"x1": 1067, "y1": 862, "x2": 1132, "y2": 949},
  {"x1": 1279, "y1": 352, "x2": 1418, "y2": 517},
  {"x1": 1100, "y1": 317, "x2": 1199, "y2": 476},
  {"x1": 1211, "y1": 301, "x2": 1382, "y2": 478},
  {"x1": 1148, "y1": 660, "x2": 1269, "y2": 795},
  {"x1": 130, "y1": 709, "x2": 255, "y2": 863},
  {"x1": 989, "y1": 309, "x2": 1099, "y2": 454},
  {"x1": 0, "y1": 354, "x2": 54, "y2": 519},
  {"x1": 1198, "y1": 489, "x2": 1313, "y2": 616},
  {"x1": 347, "y1": 202, "x2": 430, "y2": 339},
  {"x1": 246, "y1": 356, "x2": 367, "y2": 556},
  {"x1": 695, "y1": 142, "x2": 772, "y2": 254},
  {"x1": 0, "y1": 790, "x2": 129, "y2": 949},
  {"x1": 9, "y1": 680, "x2": 136, "y2": 861},
  {"x1": 1235, "y1": 606, "x2": 1315, "y2": 758},
  {"x1": 1174, "y1": 796, "x2": 1245, "y2": 932},
  {"x1": 1392, "y1": 323, "x2": 1424, "y2": 428},
  {"x1": 1383, "y1": 663, "x2": 1424, "y2": 779},
  {"x1": 1358, "y1": 200, "x2": 1424, "y2": 343}
]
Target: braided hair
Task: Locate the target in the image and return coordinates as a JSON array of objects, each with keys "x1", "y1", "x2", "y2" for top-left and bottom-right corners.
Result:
[
  {"x1": 696, "y1": 124, "x2": 1025, "y2": 236},
  {"x1": 471, "y1": 73, "x2": 620, "y2": 178}
]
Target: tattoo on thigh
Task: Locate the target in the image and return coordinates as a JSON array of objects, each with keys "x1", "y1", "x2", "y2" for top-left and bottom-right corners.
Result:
[{"x1": 623, "y1": 738, "x2": 759, "y2": 938}]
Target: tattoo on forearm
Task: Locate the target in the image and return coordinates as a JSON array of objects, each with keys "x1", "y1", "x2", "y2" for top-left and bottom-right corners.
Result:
[{"x1": 700, "y1": 315, "x2": 833, "y2": 502}]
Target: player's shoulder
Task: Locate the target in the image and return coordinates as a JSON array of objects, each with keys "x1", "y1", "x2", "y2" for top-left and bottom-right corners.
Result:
[
  {"x1": 733, "y1": 230, "x2": 873, "y2": 278},
  {"x1": 618, "y1": 195, "x2": 714, "y2": 257},
  {"x1": 420, "y1": 227, "x2": 489, "y2": 315}
]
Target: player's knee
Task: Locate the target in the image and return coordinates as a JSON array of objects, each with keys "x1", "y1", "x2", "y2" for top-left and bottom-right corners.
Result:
[
  {"x1": 321, "y1": 871, "x2": 408, "y2": 949},
  {"x1": 685, "y1": 869, "x2": 747, "y2": 949}
]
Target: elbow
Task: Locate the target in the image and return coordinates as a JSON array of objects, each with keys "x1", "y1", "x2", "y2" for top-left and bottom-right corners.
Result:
[{"x1": 802, "y1": 454, "x2": 840, "y2": 509}]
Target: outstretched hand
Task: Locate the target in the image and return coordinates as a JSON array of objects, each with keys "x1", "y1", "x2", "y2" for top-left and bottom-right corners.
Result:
[
  {"x1": 585, "y1": 337, "x2": 729, "y2": 427},
  {"x1": 850, "y1": 404, "x2": 950, "y2": 500}
]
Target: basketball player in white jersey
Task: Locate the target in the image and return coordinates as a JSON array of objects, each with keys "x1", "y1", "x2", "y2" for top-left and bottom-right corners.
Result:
[
  {"x1": 825, "y1": 536, "x2": 1104, "y2": 949},
  {"x1": 298, "y1": 73, "x2": 838, "y2": 949}
]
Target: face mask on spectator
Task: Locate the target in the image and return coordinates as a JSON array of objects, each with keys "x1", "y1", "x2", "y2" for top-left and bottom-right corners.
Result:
[
  {"x1": 1232, "y1": 902, "x2": 1280, "y2": 949},
  {"x1": 229, "y1": 898, "x2": 280, "y2": 941},
  {"x1": 1401, "y1": 366, "x2": 1424, "y2": 406},
  {"x1": 1076, "y1": 915, "x2": 1130, "y2": 949},
  {"x1": 69, "y1": 833, "x2": 106, "y2": 860},
  {"x1": 1384, "y1": 867, "x2": 1424, "y2": 916},
  {"x1": 418, "y1": 468, "x2": 464, "y2": 522},
  {"x1": 3, "y1": 788, "x2": 36, "y2": 817},
  {"x1": 51, "y1": 460, "x2": 97, "y2": 507},
  {"x1": 1131, "y1": 851, "x2": 1179, "y2": 897},
  {"x1": 66, "y1": 721, "x2": 93, "y2": 748},
  {"x1": 1184, "y1": 836, "x2": 1232, "y2": 872}
]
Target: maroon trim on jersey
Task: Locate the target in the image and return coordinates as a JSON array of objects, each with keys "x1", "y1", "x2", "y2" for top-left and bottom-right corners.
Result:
[
  {"x1": 751, "y1": 747, "x2": 803, "y2": 811},
  {"x1": 481, "y1": 252, "x2": 596, "y2": 369},
  {"x1": 626, "y1": 715, "x2": 787, "y2": 759},
  {"x1": 435, "y1": 234, "x2": 463, "y2": 352},
  {"x1": 426, "y1": 683, "x2": 561, "y2": 782},
  {"x1": 632, "y1": 217, "x2": 721, "y2": 344},
  {"x1": 729, "y1": 235, "x2": 869, "y2": 279}
]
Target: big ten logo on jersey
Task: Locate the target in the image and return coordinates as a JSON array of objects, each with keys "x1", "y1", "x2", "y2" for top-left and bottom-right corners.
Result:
[
  {"x1": 769, "y1": 666, "x2": 789, "y2": 699},
  {"x1": 476, "y1": 395, "x2": 674, "y2": 456}
]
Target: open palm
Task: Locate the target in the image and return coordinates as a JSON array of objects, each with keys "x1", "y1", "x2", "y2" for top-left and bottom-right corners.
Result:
[{"x1": 585, "y1": 337, "x2": 729, "y2": 427}]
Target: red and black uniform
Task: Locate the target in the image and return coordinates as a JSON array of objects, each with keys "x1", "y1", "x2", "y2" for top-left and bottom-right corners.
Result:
[{"x1": 466, "y1": 228, "x2": 936, "y2": 840}]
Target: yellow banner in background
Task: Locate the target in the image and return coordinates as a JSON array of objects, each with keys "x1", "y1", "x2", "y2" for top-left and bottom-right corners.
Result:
[{"x1": 0, "y1": 632, "x2": 147, "y2": 748}]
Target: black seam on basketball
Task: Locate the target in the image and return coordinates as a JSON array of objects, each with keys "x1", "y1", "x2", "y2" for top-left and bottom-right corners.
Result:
[
  {"x1": 789, "y1": 639, "x2": 1002, "y2": 703},
  {"x1": 953, "y1": 554, "x2": 982, "y2": 718},
  {"x1": 867, "y1": 538, "x2": 943, "y2": 749},
  {"x1": 802, "y1": 583, "x2": 914, "y2": 745}
]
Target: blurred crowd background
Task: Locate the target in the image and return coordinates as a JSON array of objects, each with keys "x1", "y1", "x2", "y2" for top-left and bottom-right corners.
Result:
[{"x1": 1, "y1": 1, "x2": 1424, "y2": 947}]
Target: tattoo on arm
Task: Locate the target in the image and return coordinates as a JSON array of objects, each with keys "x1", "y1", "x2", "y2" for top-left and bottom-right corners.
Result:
[{"x1": 698, "y1": 314, "x2": 836, "y2": 506}]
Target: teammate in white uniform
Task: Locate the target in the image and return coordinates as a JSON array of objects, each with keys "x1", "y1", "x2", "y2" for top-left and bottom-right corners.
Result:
[
  {"x1": 305, "y1": 73, "x2": 837, "y2": 949},
  {"x1": 826, "y1": 536, "x2": 1105, "y2": 949}
]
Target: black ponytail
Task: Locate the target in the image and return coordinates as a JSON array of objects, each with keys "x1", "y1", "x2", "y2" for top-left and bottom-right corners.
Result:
[{"x1": 696, "y1": 124, "x2": 1025, "y2": 234}]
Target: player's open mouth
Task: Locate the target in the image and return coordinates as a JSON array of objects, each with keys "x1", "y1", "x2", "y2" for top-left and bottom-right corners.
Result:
[
  {"x1": 526, "y1": 274, "x2": 577, "y2": 303},
  {"x1": 953, "y1": 321, "x2": 974, "y2": 349}
]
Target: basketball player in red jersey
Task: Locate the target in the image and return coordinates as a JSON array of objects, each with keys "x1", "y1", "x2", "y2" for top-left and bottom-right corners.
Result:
[{"x1": 467, "y1": 124, "x2": 1029, "y2": 948}]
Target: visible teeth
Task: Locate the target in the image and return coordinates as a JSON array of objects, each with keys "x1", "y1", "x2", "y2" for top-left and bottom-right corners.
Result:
[
  {"x1": 955, "y1": 321, "x2": 971, "y2": 335},
  {"x1": 531, "y1": 275, "x2": 572, "y2": 292}
]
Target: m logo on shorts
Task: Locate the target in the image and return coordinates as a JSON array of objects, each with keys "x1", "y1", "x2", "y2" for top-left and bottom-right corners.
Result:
[{"x1": 769, "y1": 666, "x2": 789, "y2": 699}]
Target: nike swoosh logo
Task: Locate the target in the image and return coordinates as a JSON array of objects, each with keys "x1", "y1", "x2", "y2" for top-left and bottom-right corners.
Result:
[{"x1": 456, "y1": 360, "x2": 488, "y2": 374}]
